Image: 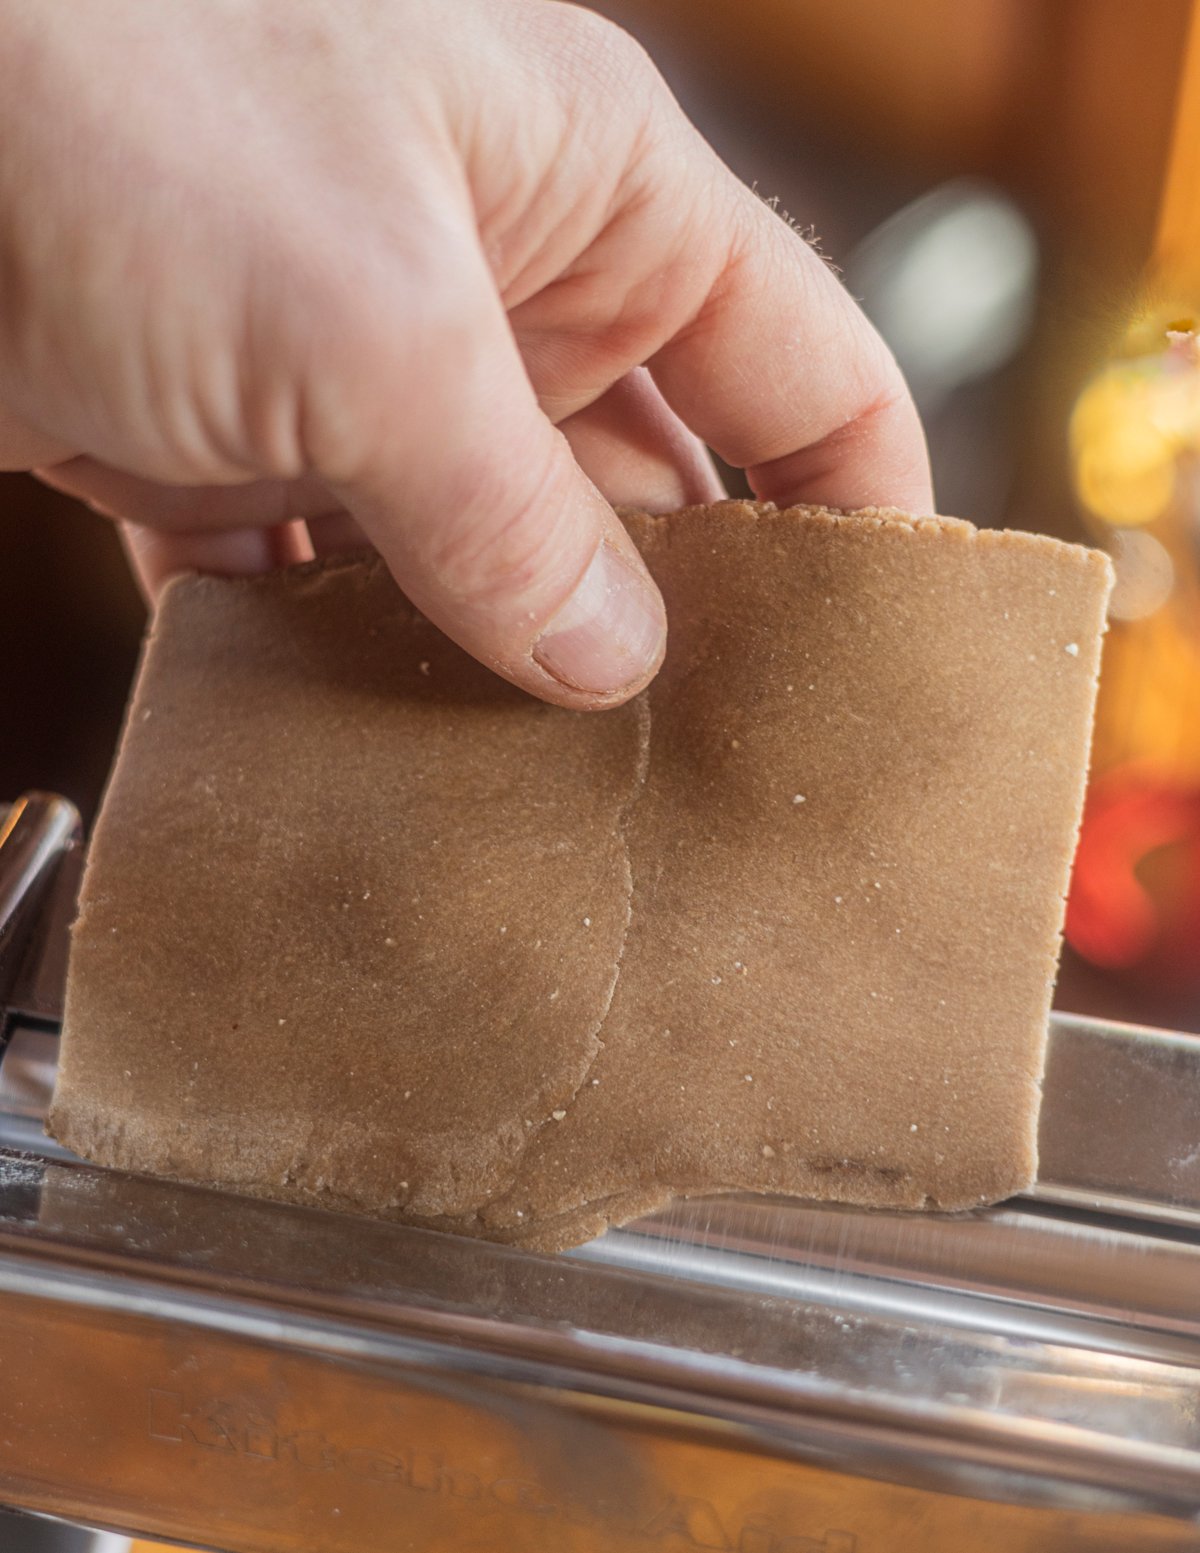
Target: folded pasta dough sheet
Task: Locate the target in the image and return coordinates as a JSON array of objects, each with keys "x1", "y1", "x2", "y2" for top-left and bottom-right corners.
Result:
[{"x1": 50, "y1": 503, "x2": 1112, "y2": 1249}]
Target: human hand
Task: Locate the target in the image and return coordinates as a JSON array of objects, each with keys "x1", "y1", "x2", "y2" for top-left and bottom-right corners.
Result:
[{"x1": 0, "y1": 0, "x2": 931, "y2": 708}]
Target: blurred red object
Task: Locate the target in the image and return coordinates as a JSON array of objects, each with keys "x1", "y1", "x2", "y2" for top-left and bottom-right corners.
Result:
[{"x1": 1067, "y1": 763, "x2": 1200, "y2": 984}]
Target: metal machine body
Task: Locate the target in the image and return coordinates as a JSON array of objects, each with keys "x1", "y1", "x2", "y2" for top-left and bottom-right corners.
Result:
[{"x1": 1, "y1": 794, "x2": 1199, "y2": 1552}]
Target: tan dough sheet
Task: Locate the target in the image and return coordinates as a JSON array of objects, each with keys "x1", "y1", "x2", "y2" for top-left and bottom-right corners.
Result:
[{"x1": 50, "y1": 503, "x2": 1112, "y2": 1250}]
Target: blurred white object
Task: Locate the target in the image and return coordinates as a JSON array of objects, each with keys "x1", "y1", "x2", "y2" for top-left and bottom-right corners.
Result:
[
  {"x1": 848, "y1": 180, "x2": 1039, "y2": 414},
  {"x1": 1107, "y1": 527, "x2": 1176, "y2": 621}
]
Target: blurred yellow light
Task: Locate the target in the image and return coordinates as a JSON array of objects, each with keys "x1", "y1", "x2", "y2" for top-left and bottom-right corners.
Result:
[
  {"x1": 1074, "y1": 417, "x2": 1175, "y2": 527},
  {"x1": 1070, "y1": 369, "x2": 1176, "y2": 526},
  {"x1": 1147, "y1": 367, "x2": 1200, "y2": 441}
]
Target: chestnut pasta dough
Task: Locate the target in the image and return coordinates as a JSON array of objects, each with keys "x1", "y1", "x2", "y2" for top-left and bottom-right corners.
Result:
[{"x1": 52, "y1": 503, "x2": 1112, "y2": 1250}]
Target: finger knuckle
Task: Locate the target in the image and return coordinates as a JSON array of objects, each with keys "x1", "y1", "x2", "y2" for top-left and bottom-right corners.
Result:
[
  {"x1": 549, "y1": 5, "x2": 659, "y2": 100},
  {"x1": 429, "y1": 442, "x2": 577, "y2": 610}
]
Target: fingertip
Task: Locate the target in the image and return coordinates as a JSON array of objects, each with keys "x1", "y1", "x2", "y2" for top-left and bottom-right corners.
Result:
[
  {"x1": 559, "y1": 369, "x2": 727, "y2": 513},
  {"x1": 530, "y1": 538, "x2": 667, "y2": 707},
  {"x1": 747, "y1": 381, "x2": 935, "y2": 517}
]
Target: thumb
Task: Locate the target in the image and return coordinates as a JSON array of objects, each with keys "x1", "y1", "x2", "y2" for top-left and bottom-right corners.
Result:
[{"x1": 321, "y1": 249, "x2": 666, "y2": 711}]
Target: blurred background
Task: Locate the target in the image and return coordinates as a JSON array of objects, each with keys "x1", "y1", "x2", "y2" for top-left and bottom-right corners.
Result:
[{"x1": 4, "y1": 0, "x2": 1200, "y2": 1035}]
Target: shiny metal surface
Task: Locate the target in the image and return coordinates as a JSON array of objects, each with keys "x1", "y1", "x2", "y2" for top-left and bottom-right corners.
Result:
[
  {"x1": 4, "y1": 1036, "x2": 1200, "y2": 1545},
  {"x1": 1, "y1": 791, "x2": 1199, "y2": 1549},
  {"x1": 0, "y1": 1025, "x2": 75, "y2": 1157},
  {"x1": 3, "y1": 1149, "x2": 1200, "y2": 1535},
  {"x1": 0, "y1": 1506, "x2": 130, "y2": 1553},
  {"x1": 0, "y1": 794, "x2": 80, "y2": 1024},
  {"x1": 1034, "y1": 1013, "x2": 1200, "y2": 1228}
]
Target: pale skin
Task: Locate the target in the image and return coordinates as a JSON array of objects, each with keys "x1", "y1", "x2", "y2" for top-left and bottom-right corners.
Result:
[{"x1": 0, "y1": 0, "x2": 932, "y2": 708}]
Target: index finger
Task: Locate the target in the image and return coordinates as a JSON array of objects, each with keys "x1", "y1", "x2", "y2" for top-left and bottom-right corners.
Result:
[{"x1": 648, "y1": 185, "x2": 934, "y2": 515}]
